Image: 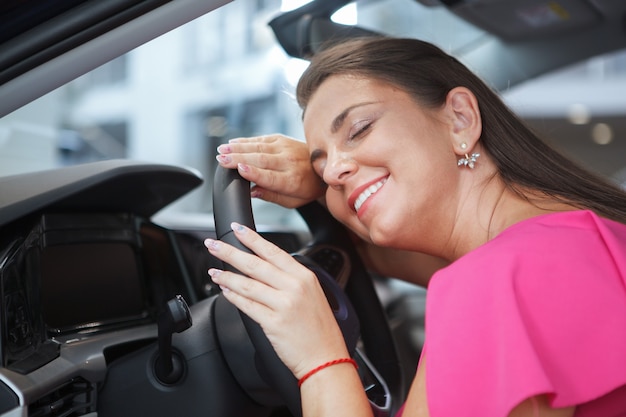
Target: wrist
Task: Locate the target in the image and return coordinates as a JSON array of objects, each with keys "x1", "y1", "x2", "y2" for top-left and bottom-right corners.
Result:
[{"x1": 297, "y1": 358, "x2": 358, "y2": 388}]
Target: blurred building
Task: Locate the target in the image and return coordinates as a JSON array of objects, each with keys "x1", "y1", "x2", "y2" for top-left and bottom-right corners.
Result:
[{"x1": 57, "y1": 0, "x2": 306, "y2": 223}]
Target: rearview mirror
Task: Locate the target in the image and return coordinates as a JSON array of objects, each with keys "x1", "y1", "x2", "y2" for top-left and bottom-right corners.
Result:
[{"x1": 269, "y1": 0, "x2": 379, "y2": 59}]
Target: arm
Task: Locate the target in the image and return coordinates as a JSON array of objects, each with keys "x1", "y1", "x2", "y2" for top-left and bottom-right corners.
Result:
[
  {"x1": 300, "y1": 365, "x2": 372, "y2": 417},
  {"x1": 509, "y1": 396, "x2": 575, "y2": 417},
  {"x1": 403, "y1": 354, "x2": 575, "y2": 417},
  {"x1": 205, "y1": 223, "x2": 373, "y2": 417}
]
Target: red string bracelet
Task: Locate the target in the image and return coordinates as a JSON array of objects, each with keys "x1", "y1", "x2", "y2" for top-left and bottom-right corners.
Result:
[{"x1": 297, "y1": 358, "x2": 358, "y2": 388}]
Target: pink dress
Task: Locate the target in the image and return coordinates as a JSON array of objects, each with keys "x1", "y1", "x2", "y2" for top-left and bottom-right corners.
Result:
[{"x1": 397, "y1": 210, "x2": 626, "y2": 416}]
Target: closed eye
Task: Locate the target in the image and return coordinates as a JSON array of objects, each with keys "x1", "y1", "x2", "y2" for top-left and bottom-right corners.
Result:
[{"x1": 349, "y1": 120, "x2": 373, "y2": 141}]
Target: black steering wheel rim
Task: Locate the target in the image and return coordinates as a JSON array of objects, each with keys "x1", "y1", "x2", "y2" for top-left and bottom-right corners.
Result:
[{"x1": 212, "y1": 165, "x2": 404, "y2": 416}]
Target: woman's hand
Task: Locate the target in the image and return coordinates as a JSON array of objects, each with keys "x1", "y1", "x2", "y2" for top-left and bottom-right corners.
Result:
[
  {"x1": 204, "y1": 222, "x2": 350, "y2": 379},
  {"x1": 216, "y1": 134, "x2": 326, "y2": 208}
]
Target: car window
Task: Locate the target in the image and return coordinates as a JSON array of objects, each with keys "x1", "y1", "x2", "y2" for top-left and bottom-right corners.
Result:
[{"x1": 0, "y1": 0, "x2": 624, "y2": 227}]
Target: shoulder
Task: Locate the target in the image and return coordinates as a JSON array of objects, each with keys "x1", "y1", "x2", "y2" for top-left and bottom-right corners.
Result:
[
  {"x1": 486, "y1": 209, "x2": 625, "y2": 256},
  {"x1": 436, "y1": 210, "x2": 626, "y2": 287},
  {"x1": 424, "y1": 210, "x2": 626, "y2": 415},
  {"x1": 499, "y1": 209, "x2": 626, "y2": 250}
]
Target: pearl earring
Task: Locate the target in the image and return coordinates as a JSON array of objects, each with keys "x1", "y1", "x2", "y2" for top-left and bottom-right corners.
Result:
[{"x1": 457, "y1": 143, "x2": 479, "y2": 168}]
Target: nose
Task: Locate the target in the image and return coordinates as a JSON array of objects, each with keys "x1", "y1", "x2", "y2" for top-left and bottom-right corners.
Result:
[{"x1": 322, "y1": 151, "x2": 357, "y2": 188}]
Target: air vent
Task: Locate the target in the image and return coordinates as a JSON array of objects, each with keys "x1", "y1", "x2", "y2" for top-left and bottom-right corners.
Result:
[{"x1": 29, "y1": 377, "x2": 96, "y2": 417}]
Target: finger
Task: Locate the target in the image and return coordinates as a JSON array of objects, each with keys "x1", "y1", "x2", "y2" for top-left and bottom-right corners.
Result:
[
  {"x1": 219, "y1": 137, "x2": 281, "y2": 157},
  {"x1": 204, "y1": 238, "x2": 284, "y2": 288},
  {"x1": 228, "y1": 135, "x2": 280, "y2": 145},
  {"x1": 229, "y1": 222, "x2": 310, "y2": 277},
  {"x1": 209, "y1": 268, "x2": 278, "y2": 311},
  {"x1": 216, "y1": 147, "x2": 274, "y2": 168},
  {"x1": 217, "y1": 148, "x2": 286, "y2": 172},
  {"x1": 236, "y1": 163, "x2": 293, "y2": 193},
  {"x1": 209, "y1": 270, "x2": 284, "y2": 330},
  {"x1": 225, "y1": 142, "x2": 280, "y2": 156},
  {"x1": 251, "y1": 186, "x2": 309, "y2": 208}
]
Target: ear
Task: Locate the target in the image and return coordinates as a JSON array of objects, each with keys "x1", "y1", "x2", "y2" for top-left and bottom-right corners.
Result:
[{"x1": 445, "y1": 86, "x2": 482, "y2": 154}]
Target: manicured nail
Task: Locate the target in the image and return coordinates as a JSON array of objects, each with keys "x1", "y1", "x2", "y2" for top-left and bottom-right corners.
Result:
[
  {"x1": 237, "y1": 163, "x2": 250, "y2": 173},
  {"x1": 204, "y1": 238, "x2": 220, "y2": 251},
  {"x1": 231, "y1": 222, "x2": 246, "y2": 233},
  {"x1": 250, "y1": 189, "x2": 263, "y2": 199},
  {"x1": 216, "y1": 154, "x2": 231, "y2": 164},
  {"x1": 217, "y1": 144, "x2": 231, "y2": 154},
  {"x1": 209, "y1": 270, "x2": 230, "y2": 294},
  {"x1": 208, "y1": 268, "x2": 222, "y2": 278}
]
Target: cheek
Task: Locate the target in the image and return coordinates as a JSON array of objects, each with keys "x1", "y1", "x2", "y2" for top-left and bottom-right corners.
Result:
[{"x1": 325, "y1": 190, "x2": 367, "y2": 235}]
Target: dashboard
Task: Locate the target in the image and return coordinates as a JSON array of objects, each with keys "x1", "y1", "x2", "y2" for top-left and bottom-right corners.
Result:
[{"x1": 0, "y1": 160, "x2": 307, "y2": 416}]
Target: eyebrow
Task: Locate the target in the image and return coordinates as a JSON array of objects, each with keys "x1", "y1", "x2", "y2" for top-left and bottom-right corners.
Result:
[
  {"x1": 310, "y1": 101, "x2": 376, "y2": 165},
  {"x1": 331, "y1": 102, "x2": 374, "y2": 134}
]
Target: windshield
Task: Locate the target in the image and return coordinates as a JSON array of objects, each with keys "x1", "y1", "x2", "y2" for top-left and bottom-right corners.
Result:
[{"x1": 1, "y1": 0, "x2": 624, "y2": 226}]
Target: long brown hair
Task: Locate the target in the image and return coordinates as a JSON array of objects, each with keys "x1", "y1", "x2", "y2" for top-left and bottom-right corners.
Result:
[{"x1": 296, "y1": 37, "x2": 626, "y2": 223}]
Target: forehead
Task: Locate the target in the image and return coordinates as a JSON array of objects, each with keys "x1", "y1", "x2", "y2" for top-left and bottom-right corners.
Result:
[{"x1": 302, "y1": 74, "x2": 399, "y2": 135}]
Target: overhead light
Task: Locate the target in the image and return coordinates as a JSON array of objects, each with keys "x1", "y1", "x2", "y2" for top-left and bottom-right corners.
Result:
[
  {"x1": 591, "y1": 122, "x2": 613, "y2": 145},
  {"x1": 567, "y1": 103, "x2": 590, "y2": 125}
]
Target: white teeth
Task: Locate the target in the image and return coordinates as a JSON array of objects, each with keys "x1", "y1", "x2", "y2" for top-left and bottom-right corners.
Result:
[{"x1": 354, "y1": 178, "x2": 387, "y2": 212}]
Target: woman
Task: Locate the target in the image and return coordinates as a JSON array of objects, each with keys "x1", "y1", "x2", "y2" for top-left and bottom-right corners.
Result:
[{"x1": 205, "y1": 37, "x2": 626, "y2": 416}]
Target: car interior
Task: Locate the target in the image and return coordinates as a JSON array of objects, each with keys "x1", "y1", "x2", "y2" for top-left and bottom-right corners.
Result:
[{"x1": 0, "y1": 0, "x2": 624, "y2": 416}]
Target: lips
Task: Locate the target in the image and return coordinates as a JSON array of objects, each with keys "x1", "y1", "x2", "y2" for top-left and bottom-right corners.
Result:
[{"x1": 349, "y1": 176, "x2": 388, "y2": 213}]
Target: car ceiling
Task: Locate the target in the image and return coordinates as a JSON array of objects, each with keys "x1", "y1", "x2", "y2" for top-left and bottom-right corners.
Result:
[
  {"x1": 269, "y1": 0, "x2": 626, "y2": 91},
  {"x1": 0, "y1": 0, "x2": 232, "y2": 118}
]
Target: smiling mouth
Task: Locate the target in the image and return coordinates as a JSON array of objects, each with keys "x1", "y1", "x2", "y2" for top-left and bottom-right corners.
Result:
[{"x1": 354, "y1": 178, "x2": 387, "y2": 212}]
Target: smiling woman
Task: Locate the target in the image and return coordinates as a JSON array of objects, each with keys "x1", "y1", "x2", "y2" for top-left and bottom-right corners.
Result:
[
  {"x1": 1, "y1": 0, "x2": 625, "y2": 415},
  {"x1": 213, "y1": 36, "x2": 626, "y2": 417}
]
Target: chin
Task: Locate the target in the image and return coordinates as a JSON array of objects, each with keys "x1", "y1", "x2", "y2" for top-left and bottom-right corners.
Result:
[
  {"x1": 367, "y1": 227, "x2": 396, "y2": 247},
  {"x1": 367, "y1": 218, "x2": 416, "y2": 250}
]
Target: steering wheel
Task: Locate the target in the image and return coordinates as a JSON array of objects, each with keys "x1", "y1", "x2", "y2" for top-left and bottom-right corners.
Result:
[{"x1": 212, "y1": 166, "x2": 404, "y2": 417}]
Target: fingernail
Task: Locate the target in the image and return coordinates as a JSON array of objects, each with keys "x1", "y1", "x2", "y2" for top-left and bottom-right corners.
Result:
[
  {"x1": 231, "y1": 222, "x2": 246, "y2": 233},
  {"x1": 251, "y1": 189, "x2": 263, "y2": 199},
  {"x1": 237, "y1": 163, "x2": 250, "y2": 173},
  {"x1": 216, "y1": 154, "x2": 231, "y2": 164},
  {"x1": 204, "y1": 238, "x2": 220, "y2": 251},
  {"x1": 208, "y1": 268, "x2": 222, "y2": 278},
  {"x1": 217, "y1": 144, "x2": 232, "y2": 154}
]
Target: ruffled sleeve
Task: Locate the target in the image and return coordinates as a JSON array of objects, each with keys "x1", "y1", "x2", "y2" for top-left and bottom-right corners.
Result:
[{"x1": 424, "y1": 211, "x2": 626, "y2": 417}]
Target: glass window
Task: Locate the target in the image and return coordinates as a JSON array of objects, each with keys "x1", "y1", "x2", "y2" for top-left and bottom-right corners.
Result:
[{"x1": 1, "y1": 0, "x2": 624, "y2": 215}]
